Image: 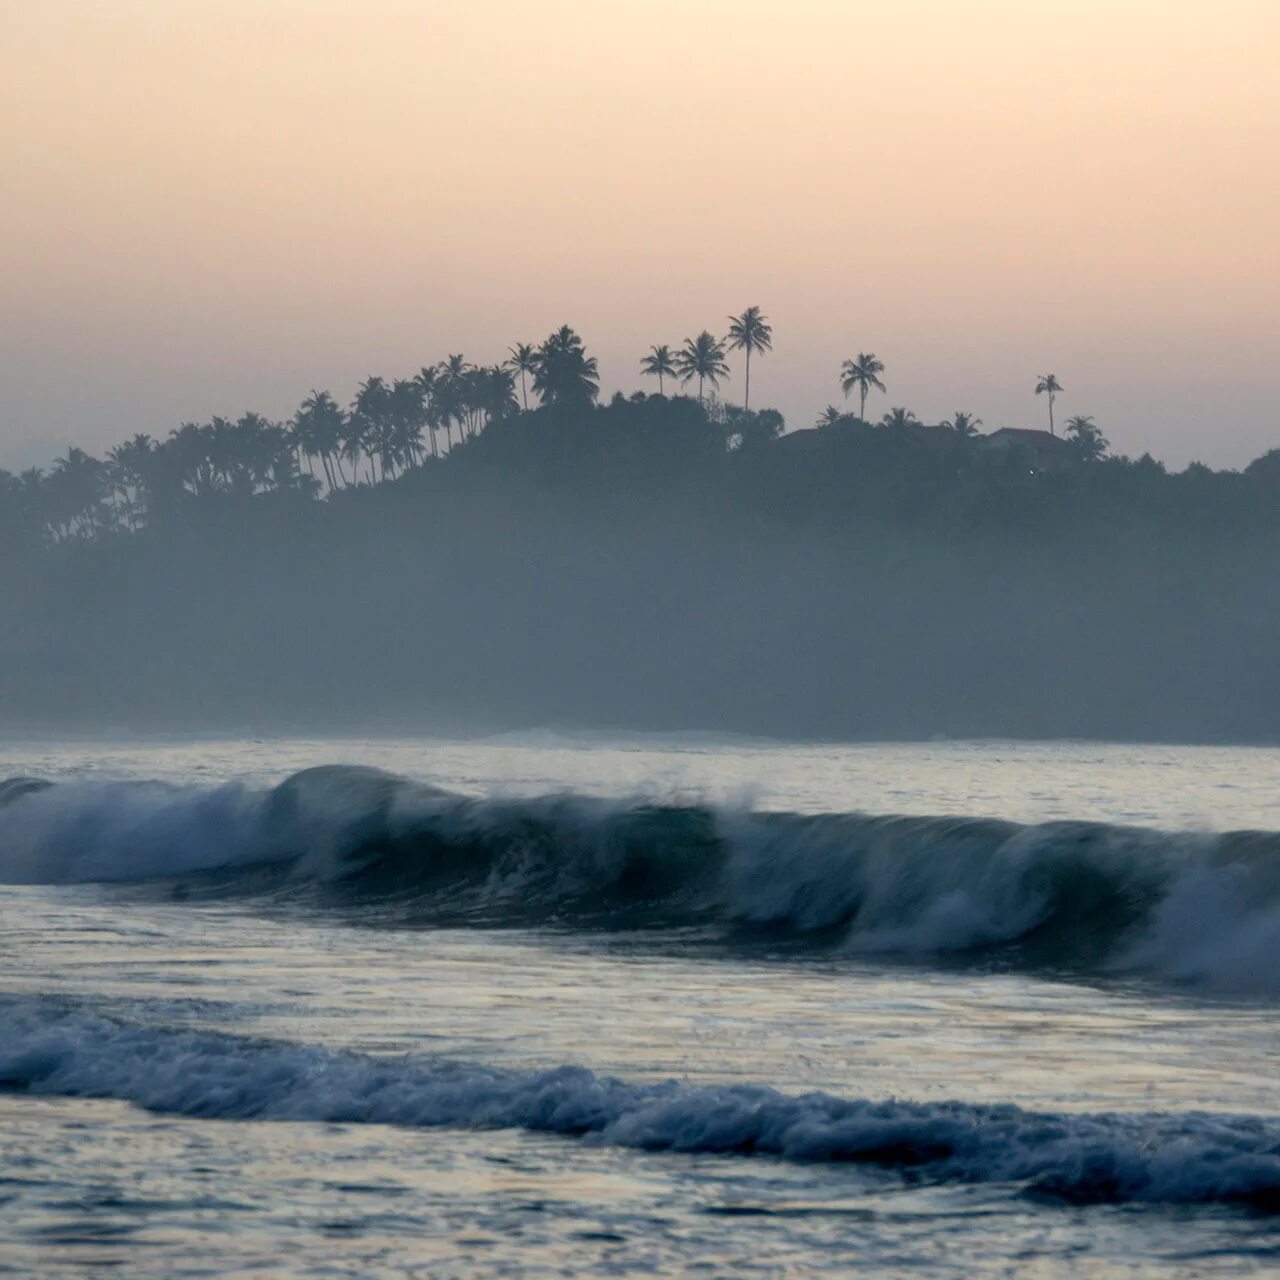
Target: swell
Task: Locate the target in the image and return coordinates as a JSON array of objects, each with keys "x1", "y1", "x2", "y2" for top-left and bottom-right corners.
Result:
[
  {"x1": 2, "y1": 999, "x2": 1278, "y2": 1211},
  {"x1": 3, "y1": 765, "x2": 1280, "y2": 990}
]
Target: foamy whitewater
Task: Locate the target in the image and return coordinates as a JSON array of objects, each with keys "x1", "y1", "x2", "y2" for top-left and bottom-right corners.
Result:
[{"x1": 2, "y1": 736, "x2": 1279, "y2": 1276}]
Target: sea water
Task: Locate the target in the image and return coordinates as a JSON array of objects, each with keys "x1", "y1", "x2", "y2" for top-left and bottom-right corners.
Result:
[{"x1": 1, "y1": 734, "x2": 1278, "y2": 1277}]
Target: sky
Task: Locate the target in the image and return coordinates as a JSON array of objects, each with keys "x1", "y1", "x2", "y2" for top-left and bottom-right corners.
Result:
[{"x1": 1, "y1": 0, "x2": 1277, "y2": 470}]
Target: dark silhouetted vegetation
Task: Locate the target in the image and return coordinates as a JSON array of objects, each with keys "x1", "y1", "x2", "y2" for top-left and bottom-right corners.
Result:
[{"x1": 2, "y1": 319, "x2": 1278, "y2": 743}]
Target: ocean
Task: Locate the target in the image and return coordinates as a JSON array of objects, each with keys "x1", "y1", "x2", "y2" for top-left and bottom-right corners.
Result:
[{"x1": 1, "y1": 734, "x2": 1278, "y2": 1277}]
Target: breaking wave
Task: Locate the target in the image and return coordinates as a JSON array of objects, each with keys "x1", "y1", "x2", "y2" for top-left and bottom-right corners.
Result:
[
  {"x1": 2, "y1": 998, "x2": 1278, "y2": 1211},
  {"x1": 2, "y1": 765, "x2": 1279, "y2": 990}
]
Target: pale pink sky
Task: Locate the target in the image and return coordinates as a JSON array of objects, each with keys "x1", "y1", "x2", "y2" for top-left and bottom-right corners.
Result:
[{"x1": 1, "y1": 0, "x2": 1277, "y2": 468}]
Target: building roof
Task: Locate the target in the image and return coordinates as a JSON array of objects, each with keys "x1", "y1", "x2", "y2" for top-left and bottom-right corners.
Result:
[{"x1": 981, "y1": 427, "x2": 1071, "y2": 447}]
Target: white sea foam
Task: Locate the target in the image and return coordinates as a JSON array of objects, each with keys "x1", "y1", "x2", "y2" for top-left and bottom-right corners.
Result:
[
  {"x1": 2, "y1": 999, "x2": 1278, "y2": 1209},
  {"x1": 2, "y1": 767, "x2": 1279, "y2": 991}
]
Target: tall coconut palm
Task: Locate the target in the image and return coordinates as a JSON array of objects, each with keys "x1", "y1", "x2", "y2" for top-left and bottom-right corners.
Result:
[
  {"x1": 204, "y1": 417, "x2": 239, "y2": 491},
  {"x1": 675, "y1": 331, "x2": 730, "y2": 403},
  {"x1": 294, "y1": 390, "x2": 348, "y2": 488},
  {"x1": 104, "y1": 443, "x2": 133, "y2": 528},
  {"x1": 639, "y1": 344, "x2": 677, "y2": 396},
  {"x1": 941, "y1": 411, "x2": 983, "y2": 438},
  {"x1": 230, "y1": 412, "x2": 284, "y2": 493},
  {"x1": 1035, "y1": 373, "x2": 1063, "y2": 435},
  {"x1": 479, "y1": 364, "x2": 519, "y2": 426},
  {"x1": 840, "y1": 352, "x2": 886, "y2": 422},
  {"x1": 725, "y1": 306, "x2": 772, "y2": 410},
  {"x1": 353, "y1": 377, "x2": 397, "y2": 479},
  {"x1": 414, "y1": 366, "x2": 444, "y2": 457},
  {"x1": 532, "y1": 326, "x2": 600, "y2": 409},
  {"x1": 105, "y1": 434, "x2": 155, "y2": 530},
  {"x1": 505, "y1": 343, "x2": 537, "y2": 411},
  {"x1": 167, "y1": 423, "x2": 218, "y2": 496},
  {"x1": 389, "y1": 378, "x2": 427, "y2": 468},
  {"x1": 340, "y1": 411, "x2": 374, "y2": 484},
  {"x1": 48, "y1": 448, "x2": 107, "y2": 540},
  {"x1": 437, "y1": 354, "x2": 472, "y2": 447}
]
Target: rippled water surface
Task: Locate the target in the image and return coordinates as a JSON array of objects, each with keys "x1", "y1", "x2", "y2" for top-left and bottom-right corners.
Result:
[{"x1": 2, "y1": 733, "x2": 1279, "y2": 1277}]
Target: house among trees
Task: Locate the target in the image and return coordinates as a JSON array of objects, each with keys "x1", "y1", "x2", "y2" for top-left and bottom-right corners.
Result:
[{"x1": 977, "y1": 427, "x2": 1075, "y2": 473}]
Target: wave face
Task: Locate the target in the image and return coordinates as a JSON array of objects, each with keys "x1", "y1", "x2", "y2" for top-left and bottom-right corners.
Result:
[
  {"x1": 2, "y1": 1000, "x2": 1278, "y2": 1210},
  {"x1": 3, "y1": 765, "x2": 1280, "y2": 990}
]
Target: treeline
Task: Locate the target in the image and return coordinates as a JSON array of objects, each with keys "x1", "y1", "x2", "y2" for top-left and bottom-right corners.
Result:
[
  {"x1": 3, "y1": 321, "x2": 1280, "y2": 742},
  {"x1": 2, "y1": 318, "x2": 1273, "y2": 553},
  {"x1": 0, "y1": 324, "x2": 597, "y2": 546}
]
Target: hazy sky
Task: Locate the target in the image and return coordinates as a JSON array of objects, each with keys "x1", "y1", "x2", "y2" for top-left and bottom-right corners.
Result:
[{"x1": 2, "y1": 0, "x2": 1277, "y2": 469}]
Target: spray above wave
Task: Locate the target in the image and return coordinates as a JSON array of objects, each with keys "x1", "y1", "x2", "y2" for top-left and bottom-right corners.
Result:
[
  {"x1": 2, "y1": 999, "x2": 1278, "y2": 1211},
  {"x1": 2, "y1": 765, "x2": 1279, "y2": 990}
]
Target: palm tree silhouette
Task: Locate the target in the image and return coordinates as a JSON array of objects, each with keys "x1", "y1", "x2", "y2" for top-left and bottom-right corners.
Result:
[
  {"x1": 105, "y1": 434, "x2": 155, "y2": 529},
  {"x1": 354, "y1": 377, "x2": 397, "y2": 480},
  {"x1": 438, "y1": 355, "x2": 472, "y2": 448},
  {"x1": 294, "y1": 391, "x2": 348, "y2": 488},
  {"x1": 639, "y1": 344, "x2": 677, "y2": 396},
  {"x1": 941, "y1": 411, "x2": 983, "y2": 438},
  {"x1": 475, "y1": 365, "x2": 519, "y2": 428},
  {"x1": 815, "y1": 405, "x2": 845, "y2": 428},
  {"x1": 1035, "y1": 374, "x2": 1063, "y2": 436},
  {"x1": 48, "y1": 448, "x2": 106, "y2": 539},
  {"x1": 532, "y1": 326, "x2": 600, "y2": 409},
  {"x1": 880, "y1": 407, "x2": 920, "y2": 430},
  {"x1": 1065, "y1": 413, "x2": 1107, "y2": 460},
  {"x1": 389, "y1": 378, "x2": 427, "y2": 469},
  {"x1": 506, "y1": 343, "x2": 537, "y2": 411},
  {"x1": 340, "y1": 411, "x2": 373, "y2": 484},
  {"x1": 414, "y1": 367, "x2": 443, "y2": 457},
  {"x1": 675, "y1": 331, "x2": 730, "y2": 403},
  {"x1": 725, "y1": 306, "x2": 773, "y2": 411},
  {"x1": 840, "y1": 353, "x2": 886, "y2": 422}
]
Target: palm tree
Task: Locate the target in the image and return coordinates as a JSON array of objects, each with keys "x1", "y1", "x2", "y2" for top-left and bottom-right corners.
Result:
[
  {"x1": 880, "y1": 407, "x2": 920, "y2": 430},
  {"x1": 815, "y1": 405, "x2": 845, "y2": 429},
  {"x1": 470, "y1": 365, "x2": 518, "y2": 430},
  {"x1": 437, "y1": 355, "x2": 472, "y2": 448},
  {"x1": 1065, "y1": 413, "x2": 1108, "y2": 461},
  {"x1": 506, "y1": 343, "x2": 537, "y2": 411},
  {"x1": 48, "y1": 448, "x2": 107, "y2": 539},
  {"x1": 340, "y1": 411, "x2": 373, "y2": 484},
  {"x1": 639, "y1": 344, "x2": 677, "y2": 396},
  {"x1": 532, "y1": 325, "x2": 600, "y2": 409},
  {"x1": 840, "y1": 353, "x2": 886, "y2": 421},
  {"x1": 294, "y1": 390, "x2": 348, "y2": 487},
  {"x1": 941, "y1": 411, "x2": 983, "y2": 438},
  {"x1": 1035, "y1": 373, "x2": 1063, "y2": 435},
  {"x1": 460, "y1": 366, "x2": 489, "y2": 437},
  {"x1": 104, "y1": 443, "x2": 134, "y2": 528},
  {"x1": 354, "y1": 377, "x2": 396, "y2": 479},
  {"x1": 204, "y1": 417, "x2": 238, "y2": 491},
  {"x1": 415, "y1": 366, "x2": 443, "y2": 457},
  {"x1": 105, "y1": 434, "x2": 155, "y2": 529},
  {"x1": 725, "y1": 306, "x2": 773, "y2": 410},
  {"x1": 167, "y1": 422, "x2": 218, "y2": 496},
  {"x1": 389, "y1": 378, "x2": 427, "y2": 468},
  {"x1": 675, "y1": 331, "x2": 730, "y2": 403},
  {"x1": 228, "y1": 414, "x2": 291, "y2": 493}
]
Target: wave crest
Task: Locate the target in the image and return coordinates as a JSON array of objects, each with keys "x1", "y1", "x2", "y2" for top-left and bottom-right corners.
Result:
[
  {"x1": 2, "y1": 1000, "x2": 1278, "y2": 1211},
  {"x1": 3, "y1": 765, "x2": 1279, "y2": 990}
]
